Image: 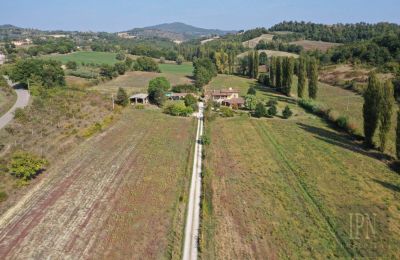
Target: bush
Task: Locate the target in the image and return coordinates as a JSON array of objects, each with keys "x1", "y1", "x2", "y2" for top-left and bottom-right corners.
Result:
[
  {"x1": 220, "y1": 107, "x2": 234, "y2": 117},
  {"x1": 254, "y1": 102, "x2": 267, "y2": 118},
  {"x1": 184, "y1": 94, "x2": 198, "y2": 111},
  {"x1": 163, "y1": 101, "x2": 193, "y2": 117},
  {"x1": 267, "y1": 98, "x2": 278, "y2": 107},
  {"x1": 267, "y1": 105, "x2": 278, "y2": 117},
  {"x1": 66, "y1": 61, "x2": 78, "y2": 70},
  {"x1": 282, "y1": 105, "x2": 293, "y2": 119},
  {"x1": 0, "y1": 191, "x2": 7, "y2": 202},
  {"x1": 171, "y1": 84, "x2": 197, "y2": 93},
  {"x1": 114, "y1": 62, "x2": 127, "y2": 75},
  {"x1": 247, "y1": 86, "x2": 257, "y2": 95},
  {"x1": 8, "y1": 151, "x2": 48, "y2": 181},
  {"x1": 201, "y1": 134, "x2": 211, "y2": 145},
  {"x1": 134, "y1": 56, "x2": 160, "y2": 72},
  {"x1": 116, "y1": 51, "x2": 126, "y2": 61},
  {"x1": 176, "y1": 55, "x2": 184, "y2": 65}
]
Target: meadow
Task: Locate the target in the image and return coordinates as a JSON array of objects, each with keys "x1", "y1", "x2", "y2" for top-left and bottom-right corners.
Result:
[
  {"x1": 42, "y1": 51, "x2": 119, "y2": 65},
  {"x1": 242, "y1": 34, "x2": 275, "y2": 48},
  {"x1": 201, "y1": 104, "x2": 400, "y2": 259},
  {"x1": 91, "y1": 63, "x2": 193, "y2": 95},
  {"x1": 289, "y1": 40, "x2": 341, "y2": 52}
]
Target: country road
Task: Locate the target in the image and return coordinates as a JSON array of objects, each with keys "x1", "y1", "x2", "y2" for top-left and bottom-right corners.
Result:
[
  {"x1": 0, "y1": 77, "x2": 30, "y2": 130},
  {"x1": 183, "y1": 102, "x2": 204, "y2": 260}
]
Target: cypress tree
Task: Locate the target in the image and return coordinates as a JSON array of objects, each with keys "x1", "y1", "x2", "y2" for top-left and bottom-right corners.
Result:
[
  {"x1": 363, "y1": 73, "x2": 382, "y2": 147},
  {"x1": 308, "y1": 58, "x2": 318, "y2": 99},
  {"x1": 254, "y1": 51, "x2": 259, "y2": 79},
  {"x1": 285, "y1": 58, "x2": 294, "y2": 96},
  {"x1": 298, "y1": 58, "x2": 307, "y2": 98},
  {"x1": 276, "y1": 57, "x2": 283, "y2": 90},
  {"x1": 248, "y1": 51, "x2": 253, "y2": 78},
  {"x1": 396, "y1": 109, "x2": 400, "y2": 159},
  {"x1": 379, "y1": 80, "x2": 394, "y2": 152},
  {"x1": 270, "y1": 56, "x2": 276, "y2": 87}
]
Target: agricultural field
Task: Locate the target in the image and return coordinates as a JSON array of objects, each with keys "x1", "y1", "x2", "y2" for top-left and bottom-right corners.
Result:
[
  {"x1": 238, "y1": 50, "x2": 299, "y2": 59},
  {"x1": 92, "y1": 63, "x2": 193, "y2": 95},
  {"x1": 42, "y1": 51, "x2": 119, "y2": 65},
  {"x1": 201, "y1": 108, "x2": 400, "y2": 259},
  {"x1": 289, "y1": 40, "x2": 341, "y2": 52},
  {"x1": 0, "y1": 109, "x2": 195, "y2": 259},
  {"x1": 242, "y1": 34, "x2": 274, "y2": 48}
]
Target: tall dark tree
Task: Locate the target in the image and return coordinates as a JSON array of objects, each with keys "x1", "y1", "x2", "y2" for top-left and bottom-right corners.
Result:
[
  {"x1": 379, "y1": 80, "x2": 395, "y2": 152},
  {"x1": 308, "y1": 58, "x2": 318, "y2": 99},
  {"x1": 297, "y1": 58, "x2": 307, "y2": 98},
  {"x1": 253, "y1": 51, "x2": 259, "y2": 79},
  {"x1": 115, "y1": 87, "x2": 129, "y2": 107},
  {"x1": 248, "y1": 51, "x2": 254, "y2": 78},
  {"x1": 276, "y1": 57, "x2": 283, "y2": 90},
  {"x1": 269, "y1": 56, "x2": 276, "y2": 87},
  {"x1": 363, "y1": 73, "x2": 382, "y2": 147},
  {"x1": 283, "y1": 57, "x2": 294, "y2": 96}
]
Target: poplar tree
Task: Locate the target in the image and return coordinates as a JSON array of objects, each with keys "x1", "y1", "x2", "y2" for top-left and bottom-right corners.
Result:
[
  {"x1": 379, "y1": 80, "x2": 395, "y2": 152},
  {"x1": 270, "y1": 56, "x2": 276, "y2": 87},
  {"x1": 284, "y1": 57, "x2": 294, "y2": 96},
  {"x1": 254, "y1": 51, "x2": 259, "y2": 79},
  {"x1": 298, "y1": 58, "x2": 307, "y2": 98},
  {"x1": 248, "y1": 51, "x2": 253, "y2": 78},
  {"x1": 308, "y1": 58, "x2": 318, "y2": 99},
  {"x1": 276, "y1": 57, "x2": 283, "y2": 90},
  {"x1": 363, "y1": 73, "x2": 382, "y2": 147}
]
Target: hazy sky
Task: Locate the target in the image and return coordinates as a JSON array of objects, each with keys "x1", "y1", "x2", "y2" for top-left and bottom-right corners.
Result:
[{"x1": 1, "y1": 0, "x2": 399, "y2": 32}]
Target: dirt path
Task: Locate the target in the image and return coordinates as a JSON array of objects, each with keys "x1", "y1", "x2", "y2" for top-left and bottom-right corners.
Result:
[{"x1": 0, "y1": 110, "x2": 194, "y2": 259}]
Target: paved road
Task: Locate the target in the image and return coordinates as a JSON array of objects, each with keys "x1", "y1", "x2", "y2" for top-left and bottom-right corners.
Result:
[
  {"x1": 0, "y1": 77, "x2": 30, "y2": 129},
  {"x1": 183, "y1": 102, "x2": 204, "y2": 260}
]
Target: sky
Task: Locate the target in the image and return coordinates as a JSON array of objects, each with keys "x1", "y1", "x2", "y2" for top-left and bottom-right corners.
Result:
[{"x1": 1, "y1": 0, "x2": 400, "y2": 32}]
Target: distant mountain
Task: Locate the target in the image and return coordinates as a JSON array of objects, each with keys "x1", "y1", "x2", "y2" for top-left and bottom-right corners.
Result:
[{"x1": 125, "y1": 22, "x2": 236, "y2": 41}]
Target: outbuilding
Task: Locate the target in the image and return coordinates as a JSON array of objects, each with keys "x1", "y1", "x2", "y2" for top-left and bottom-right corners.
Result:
[{"x1": 130, "y1": 93, "x2": 149, "y2": 104}]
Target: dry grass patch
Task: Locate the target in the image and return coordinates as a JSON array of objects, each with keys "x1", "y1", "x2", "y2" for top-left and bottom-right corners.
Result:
[
  {"x1": 290, "y1": 40, "x2": 341, "y2": 52},
  {"x1": 242, "y1": 34, "x2": 275, "y2": 48}
]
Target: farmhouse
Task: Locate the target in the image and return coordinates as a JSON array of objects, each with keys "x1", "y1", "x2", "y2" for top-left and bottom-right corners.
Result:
[
  {"x1": 208, "y1": 88, "x2": 240, "y2": 103},
  {"x1": 130, "y1": 93, "x2": 149, "y2": 104}
]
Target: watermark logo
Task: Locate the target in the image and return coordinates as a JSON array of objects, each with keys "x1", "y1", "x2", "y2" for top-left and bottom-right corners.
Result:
[{"x1": 349, "y1": 212, "x2": 377, "y2": 240}]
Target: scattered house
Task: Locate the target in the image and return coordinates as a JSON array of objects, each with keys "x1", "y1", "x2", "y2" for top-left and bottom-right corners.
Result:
[
  {"x1": 208, "y1": 88, "x2": 240, "y2": 104},
  {"x1": 130, "y1": 93, "x2": 149, "y2": 104},
  {"x1": 11, "y1": 38, "x2": 32, "y2": 46},
  {"x1": 0, "y1": 52, "x2": 5, "y2": 65},
  {"x1": 166, "y1": 92, "x2": 189, "y2": 100},
  {"x1": 222, "y1": 97, "x2": 245, "y2": 108},
  {"x1": 117, "y1": 32, "x2": 136, "y2": 39},
  {"x1": 48, "y1": 34, "x2": 67, "y2": 38}
]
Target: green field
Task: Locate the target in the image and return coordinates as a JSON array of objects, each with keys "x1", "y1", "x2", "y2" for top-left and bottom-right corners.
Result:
[
  {"x1": 43, "y1": 51, "x2": 119, "y2": 65},
  {"x1": 159, "y1": 63, "x2": 193, "y2": 75}
]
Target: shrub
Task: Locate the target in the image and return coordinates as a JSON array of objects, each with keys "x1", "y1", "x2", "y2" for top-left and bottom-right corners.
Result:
[
  {"x1": 184, "y1": 94, "x2": 198, "y2": 111},
  {"x1": 282, "y1": 105, "x2": 293, "y2": 119},
  {"x1": 172, "y1": 84, "x2": 197, "y2": 93},
  {"x1": 267, "y1": 105, "x2": 277, "y2": 117},
  {"x1": 201, "y1": 134, "x2": 211, "y2": 145},
  {"x1": 247, "y1": 86, "x2": 256, "y2": 95},
  {"x1": 254, "y1": 102, "x2": 267, "y2": 118},
  {"x1": 116, "y1": 51, "x2": 126, "y2": 61},
  {"x1": 267, "y1": 98, "x2": 278, "y2": 107},
  {"x1": 159, "y1": 57, "x2": 166, "y2": 64},
  {"x1": 0, "y1": 191, "x2": 7, "y2": 202},
  {"x1": 176, "y1": 55, "x2": 184, "y2": 65},
  {"x1": 66, "y1": 61, "x2": 78, "y2": 70},
  {"x1": 114, "y1": 62, "x2": 127, "y2": 75},
  {"x1": 163, "y1": 101, "x2": 193, "y2": 117},
  {"x1": 134, "y1": 56, "x2": 160, "y2": 72},
  {"x1": 135, "y1": 104, "x2": 145, "y2": 109},
  {"x1": 220, "y1": 107, "x2": 234, "y2": 117},
  {"x1": 8, "y1": 151, "x2": 48, "y2": 181}
]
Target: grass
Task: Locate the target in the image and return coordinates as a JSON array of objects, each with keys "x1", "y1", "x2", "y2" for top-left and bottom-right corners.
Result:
[
  {"x1": 242, "y1": 34, "x2": 275, "y2": 48},
  {"x1": 42, "y1": 51, "x2": 119, "y2": 65},
  {"x1": 91, "y1": 65, "x2": 193, "y2": 96},
  {"x1": 238, "y1": 50, "x2": 299, "y2": 59},
  {"x1": 202, "y1": 112, "x2": 400, "y2": 259},
  {"x1": 0, "y1": 85, "x2": 16, "y2": 117},
  {"x1": 289, "y1": 40, "x2": 341, "y2": 52}
]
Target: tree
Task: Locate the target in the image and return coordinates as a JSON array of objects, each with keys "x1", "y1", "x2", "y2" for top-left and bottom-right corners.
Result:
[
  {"x1": 184, "y1": 94, "x2": 198, "y2": 110},
  {"x1": 176, "y1": 55, "x2": 184, "y2": 65},
  {"x1": 379, "y1": 80, "x2": 395, "y2": 152},
  {"x1": 215, "y1": 51, "x2": 229, "y2": 73},
  {"x1": 247, "y1": 86, "x2": 256, "y2": 95},
  {"x1": 159, "y1": 56, "x2": 166, "y2": 64},
  {"x1": 66, "y1": 61, "x2": 77, "y2": 70},
  {"x1": 134, "y1": 56, "x2": 160, "y2": 72},
  {"x1": 283, "y1": 57, "x2": 294, "y2": 96},
  {"x1": 282, "y1": 105, "x2": 293, "y2": 119},
  {"x1": 193, "y1": 58, "x2": 217, "y2": 88},
  {"x1": 245, "y1": 94, "x2": 257, "y2": 110},
  {"x1": 267, "y1": 105, "x2": 278, "y2": 117},
  {"x1": 276, "y1": 57, "x2": 283, "y2": 90},
  {"x1": 259, "y1": 52, "x2": 268, "y2": 65},
  {"x1": 148, "y1": 77, "x2": 171, "y2": 106},
  {"x1": 363, "y1": 73, "x2": 382, "y2": 147},
  {"x1": 308, "y1": 58, "x2": 318, "y2": 99},
  {"x1": 254, "y1": 102, "x2": 266, "y2": 118},
  {"x1": 8, "y1": 151, "x2": 48, "y2": 181},
  {"x1": 253, "y1": 51, "x2": 259, "y2": 79},
  {"x1": 238, "y1": 57, "x2": 248, "y2": 76},
  {"x1": 396, "y1": 109, "x2": 400, "y2": 159},
  {"x1": 100, "y1": 64, "x2": 116, "y2": 79},
  {"x1": 125, "y1": 57, "x2": 134, "y2": 69},
  {"x1": 116, "y1": 51, "x2": 126, "y2": 61},
  {"x1": 115, "y1": 87, "x2": 129, "y2": 107},
  {"x1": 298, "y1": 58, "x2": 307, "y2": 98},
  {"x1": 248, "y1": 51, "x2": 254, "y2": 78},
  {"x1": 270, "y1": 56, "x2": 276, "y2": 87},
  {"x1": 114, "y1": 62, "x2": 127, "y2": 75}
]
